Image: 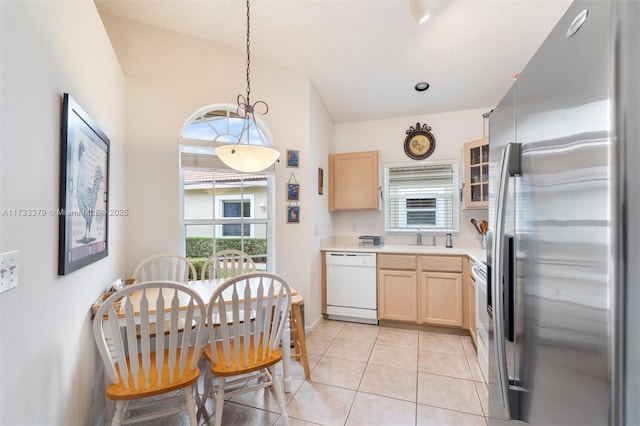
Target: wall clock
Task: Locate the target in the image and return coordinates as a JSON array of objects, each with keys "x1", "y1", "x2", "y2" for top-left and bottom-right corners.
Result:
[{"x1": 404, "y1": 122, "x2": 436, "y2": 160}]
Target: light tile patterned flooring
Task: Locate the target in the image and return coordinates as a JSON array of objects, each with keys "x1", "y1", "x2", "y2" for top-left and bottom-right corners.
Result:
[{"x1": 143, "y1": 319, "x2": 489, "y2": 425}]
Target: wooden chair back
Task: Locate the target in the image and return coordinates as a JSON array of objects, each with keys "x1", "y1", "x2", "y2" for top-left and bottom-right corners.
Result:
[
  {"x1": 132, "y1": 253, "x2": 196, "y2": 283},
  {"x1": 206, "y1": 272, "x2": 291, "y2": 373},
  {"x1": 201, "y1": 250, "x2": 256, "y2": 281},
  {"x1": 92, "y1": 281, "x2": 206, "y2": 396}
]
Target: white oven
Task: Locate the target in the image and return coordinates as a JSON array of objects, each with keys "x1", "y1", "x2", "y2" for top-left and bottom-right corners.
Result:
[
  {"x1": 471, "y1": 259, "x2": 489, "y2": 382},
  {"x1": 325, "y1": 252, "x2": 378, "y2": 324}
]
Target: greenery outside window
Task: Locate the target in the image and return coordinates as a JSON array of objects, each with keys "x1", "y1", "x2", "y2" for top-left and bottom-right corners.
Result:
[{"x1": 384, "y1": 161, "x2": 459, "y2": 233}]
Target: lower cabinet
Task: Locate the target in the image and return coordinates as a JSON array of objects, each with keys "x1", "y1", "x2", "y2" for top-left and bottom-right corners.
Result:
[
  {"x1": 420, "y1": 272, "x2": 463, "y2": 327},
  {"x1": 378, "y1": 269, "x2": 418, "y2": 322},
  {"x1": 378, "y1": 254, "x2": 464, "y2": 327}
]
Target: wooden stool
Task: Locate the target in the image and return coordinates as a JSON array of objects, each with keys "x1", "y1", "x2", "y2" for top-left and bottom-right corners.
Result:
[{"x1": 290, "y1": 294, "x2": 311, "y2": 380}]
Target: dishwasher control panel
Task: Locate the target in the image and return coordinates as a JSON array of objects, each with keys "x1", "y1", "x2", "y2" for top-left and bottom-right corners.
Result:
[{"x1": 325, "y1": 252, "x2": 377, "y2": 267}]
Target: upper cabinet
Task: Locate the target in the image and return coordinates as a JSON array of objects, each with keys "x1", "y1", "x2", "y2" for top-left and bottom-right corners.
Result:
[
  {"x1": 329, "y1": 151, "x2": 381, "y2": 211},
  {"x1": 463, "y1": 138, "x2": 489, "y2": 209}
]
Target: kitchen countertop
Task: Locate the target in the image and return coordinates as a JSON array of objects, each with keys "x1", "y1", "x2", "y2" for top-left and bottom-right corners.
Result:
[{"x1": 321, "y1": 245, "x2": 487, "y2": 265}]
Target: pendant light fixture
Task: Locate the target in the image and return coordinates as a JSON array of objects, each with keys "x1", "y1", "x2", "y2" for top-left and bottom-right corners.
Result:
[{"x1": 216, "y1": 0, "x2": 280, "y2": 172}]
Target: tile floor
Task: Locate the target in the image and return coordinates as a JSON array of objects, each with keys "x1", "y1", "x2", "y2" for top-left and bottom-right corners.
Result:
[{"x1": 136, "y1": 319, "x2": 489, "y2": 425}]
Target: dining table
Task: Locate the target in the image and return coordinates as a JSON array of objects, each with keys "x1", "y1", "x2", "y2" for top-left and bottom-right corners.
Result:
[{"x1": 104, "y1": 276, "x2": 297, "y2": 393}]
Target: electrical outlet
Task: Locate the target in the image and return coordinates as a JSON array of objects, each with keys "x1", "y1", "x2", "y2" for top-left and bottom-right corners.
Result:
[{"x1": 0, "y1": 250, "x2": 19, "y2": 294}]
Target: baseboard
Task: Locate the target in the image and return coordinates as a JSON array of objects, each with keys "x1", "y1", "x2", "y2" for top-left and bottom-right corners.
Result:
[{"x1": 306, "y1": 314, "x2": 325, "y2": 333}]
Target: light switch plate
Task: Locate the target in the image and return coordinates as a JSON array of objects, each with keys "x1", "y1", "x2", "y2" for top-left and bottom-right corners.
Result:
[{"x1": 0, "y1": 250, "x2": 19, "y2": 294}]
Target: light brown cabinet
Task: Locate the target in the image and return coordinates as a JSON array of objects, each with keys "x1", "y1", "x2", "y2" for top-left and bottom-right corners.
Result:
[
  {"x1": 420, "y1": 272, "x2": 463, "y2": 326},
  {"x1": 378, "y1": 254, "x2": 464, "y2": 328},
  {"x1": 329, "y1": 151, "x2": 380, "y2": 211},
  {"x1": 378, "y1": 270, "x2": 418, "y2": 322},
  {"x1": 463, "y1": 138, "x2": 489, "y2": 209},
  {"x1": 419, "y1": 256, "x2": 463, "y2": 327},
  {"x1": 378, "y1": 254, "x2": 417, "y2": 322}
]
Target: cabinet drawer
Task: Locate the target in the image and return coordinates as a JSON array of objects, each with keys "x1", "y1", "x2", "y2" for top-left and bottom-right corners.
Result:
[
  {"x1": 378, "y1": 254, "x2": 417, "y2": 270},
  {"x1": 420, "y1": 256, "x2": 462, "y2": 273}
]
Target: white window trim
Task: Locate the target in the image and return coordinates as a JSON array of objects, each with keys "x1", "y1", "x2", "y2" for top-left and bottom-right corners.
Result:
[
  {"x1": 178, "y1": 103, "x2": 277, "y2": 271},
  {"x1": 384, "y1": 160, "x2": 460, "y2": 234}
]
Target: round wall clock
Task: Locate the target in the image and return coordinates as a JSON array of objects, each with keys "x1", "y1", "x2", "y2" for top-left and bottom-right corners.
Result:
[{"x1": 404, "y1": 122, "x2": 436, "y2": 160}]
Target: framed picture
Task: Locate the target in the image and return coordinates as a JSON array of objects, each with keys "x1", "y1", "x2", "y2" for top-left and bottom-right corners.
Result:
[
  {"x1": 287, "y1": 183, "x2": 300, "y2": 201},
  {"x1": 287, "y1": 206, "x2": 300, "y2": 223},
  {"x1": 58, "y1": 93, "x2": 110, "y2": 275},
  {"x1": 286, "y1": 149, "x2": 299, "y2": 168}
]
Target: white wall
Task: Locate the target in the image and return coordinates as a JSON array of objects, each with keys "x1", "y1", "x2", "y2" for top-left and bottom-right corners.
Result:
[
  {"x1": 307, "y1": 84, "x2": 334, "y2": 327},
  {"x1": 333, "y1": 108, "x2": 489, "y2": 248},
  {"x1": 0, "y1": 1, "x2": 125, "y2": 424},
  {"x1": 100, "y1": 15, "x2": 325, "y2": 325}
]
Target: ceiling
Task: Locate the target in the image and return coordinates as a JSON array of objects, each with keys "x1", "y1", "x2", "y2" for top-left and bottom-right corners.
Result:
[{"x1": 94, "y1": 0, "x2": 572, "y2": 124}]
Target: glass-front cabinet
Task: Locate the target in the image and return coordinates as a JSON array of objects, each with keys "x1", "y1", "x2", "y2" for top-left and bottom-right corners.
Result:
[{"x1": 463, "y1": 138, "x2": 489, "y2": 209}]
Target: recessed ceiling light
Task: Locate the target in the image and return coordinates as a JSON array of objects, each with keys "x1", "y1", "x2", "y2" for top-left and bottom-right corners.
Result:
[{"x1": 415, "y1": 82, "x2": 430, "y2": 92}]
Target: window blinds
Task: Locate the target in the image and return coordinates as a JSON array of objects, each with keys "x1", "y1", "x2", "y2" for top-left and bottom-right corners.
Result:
[{"x1": 385, "y1": 162, "x2": 459, "y2": 233}]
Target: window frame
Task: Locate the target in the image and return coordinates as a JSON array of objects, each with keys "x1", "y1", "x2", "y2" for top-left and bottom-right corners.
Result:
[
  {"x1": 179, "y1": 103, "x2": 276, "y2": 272},
  {"x1": 383, "y1": 160, "x2": 460, "y2": 234},
  {"x1": 218, "y1": 195, "x2": 254, "y2": 238}
]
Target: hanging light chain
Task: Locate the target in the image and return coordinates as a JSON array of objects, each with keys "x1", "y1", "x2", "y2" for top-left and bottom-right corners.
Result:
[
  {"x1": 235, "y1": 0, "x2": 269, "y2": 147},
  {"x1": 245, "y1": 0, "x2": 251, "y2": 106}
]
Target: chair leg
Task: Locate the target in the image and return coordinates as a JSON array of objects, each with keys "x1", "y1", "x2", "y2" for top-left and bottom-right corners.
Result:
[
  {"x1": 291, "y1": 311, "x2": 302, "y2": 361},
  {"x1": 111, "y1": 401, "x2": 124, "y2": 426},
  {"x1": 291, "y1": 303, "x2": 311, "y2": 380},
  {"x1": 185, "y1": 384, "x2": 198, "y2": 426},
  {"x1": 269, "y1": 365, "x2": 289, "y2": 426},
  {"x1": 201, "y1": 368, "x2": 212, "y2": 405},
  {"x1": 214, "y1": 377, "x2": 226, "y2": 426}
]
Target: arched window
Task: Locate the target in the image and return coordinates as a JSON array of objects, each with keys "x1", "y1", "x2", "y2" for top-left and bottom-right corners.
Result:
[{"x1": 179, "y1": 104, "x2": 276, "y2": 276}]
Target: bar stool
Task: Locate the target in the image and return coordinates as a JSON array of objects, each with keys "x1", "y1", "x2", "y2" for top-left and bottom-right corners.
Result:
[{"x1": 290, "y1": 294, "x2": 311, "y2": 380}]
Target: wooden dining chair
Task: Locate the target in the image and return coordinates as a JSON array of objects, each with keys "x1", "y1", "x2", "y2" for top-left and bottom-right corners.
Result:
[
  {"x1": 92, "y1": 281, "x2": 207, "y2": 426},
  {"x1": 201, "y1": 272, "x2": 291, "y2": 426},
  {"x1": 200, "y1": 250, "x2": 256, "y2": 281},
  {"x1": 132, "y1": 253, "x2": 197, "y2": 283}
]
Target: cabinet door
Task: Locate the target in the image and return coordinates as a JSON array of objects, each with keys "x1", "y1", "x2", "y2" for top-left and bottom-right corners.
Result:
[
  {"x1": 329, "y1": 151, "x2": 380, "y2": 211},
  {"x1": 463, "y1": 138, "x2": 489, "y2": 209},
  {"x1": 420, "y1": 272, "x2": 463, "y2": 326},
  {"x1": 378, "y1": 269, "x2": 417, "y2": 322}
]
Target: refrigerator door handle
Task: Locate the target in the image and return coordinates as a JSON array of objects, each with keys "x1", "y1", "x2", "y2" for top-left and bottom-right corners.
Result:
[{"x1": 492, "y1": 142, "x2": 521, "y2": 419}]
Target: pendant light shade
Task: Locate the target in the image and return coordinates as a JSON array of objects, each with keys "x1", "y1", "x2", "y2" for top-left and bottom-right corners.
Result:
[
  {"x1": 216, "y1": 0, "x2": 280, "y2": 172},
  {"x1": 216, "y1": 144, "x2": 280, "y2": 173}
]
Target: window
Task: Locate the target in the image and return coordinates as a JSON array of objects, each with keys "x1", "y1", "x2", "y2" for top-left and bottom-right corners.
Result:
[
  {"x1": 179, "y1": 104, "x2": 275, "y2": 272},
  {"x1": 384, "y1": 161, "x2": 459, "y2": 233},
  {"x1": 220, "y1": 199, "x2": 251, "y2": 237}
]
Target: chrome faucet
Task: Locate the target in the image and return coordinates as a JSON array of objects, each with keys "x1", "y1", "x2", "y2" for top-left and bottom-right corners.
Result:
[{"x1": 416, "y1": 229, "x2": 422, "y2": 246}]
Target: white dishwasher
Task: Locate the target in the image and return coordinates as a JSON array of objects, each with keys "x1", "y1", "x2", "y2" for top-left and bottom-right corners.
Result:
[{"x1": 325, "y1": 251, "x2": 378, "y2": 324}]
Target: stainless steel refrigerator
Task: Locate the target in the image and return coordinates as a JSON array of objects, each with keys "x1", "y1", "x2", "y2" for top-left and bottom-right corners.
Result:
[{"x1": 487, "y1": 1, "x2": 639, "y2": 425}]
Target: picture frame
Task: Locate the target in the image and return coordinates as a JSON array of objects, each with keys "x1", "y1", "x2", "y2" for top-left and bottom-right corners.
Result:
[
  {"x1": 287, "y1": 183, "x2": 300, "y2": 201},
  {"x1": 286, "y1": 149, "x2": 299, "y2": 168},
  {"x1": 287, "y1": 206, "x2": 300, "y2": 223},
  {"x1": 58, "y1": 93, "x2": 110, "y2": 275}
]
